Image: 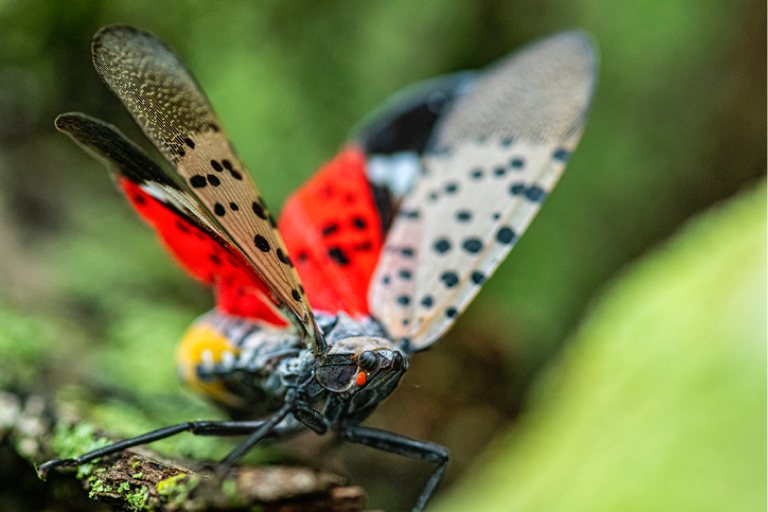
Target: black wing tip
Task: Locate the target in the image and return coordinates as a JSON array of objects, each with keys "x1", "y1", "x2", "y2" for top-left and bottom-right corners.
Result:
[
  {"x1": 54, "y1": 112, "x2": 79, "y2": 131},
  {"x1": 53, "y1": 112, "x2": 178, "y2": 188},
  {"x1": 54, "y1": 112, "x2": 99, "y2": 136},
  {"x1": 54, "y1": 112, "x2": 115, "y2": 137}
]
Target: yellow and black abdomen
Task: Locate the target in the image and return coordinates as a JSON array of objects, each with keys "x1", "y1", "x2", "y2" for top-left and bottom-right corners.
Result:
[{"x1": 176, "y1": 311, "x2": 304, "y2": 418}]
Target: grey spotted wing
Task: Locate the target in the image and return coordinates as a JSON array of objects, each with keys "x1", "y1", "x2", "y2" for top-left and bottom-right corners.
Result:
[
  {"x1": 91, "y1": 25, "x2": 320, "y2": 350},
  {"x1": 369, "y1": 31, "x2": 597, "y2": 351}
]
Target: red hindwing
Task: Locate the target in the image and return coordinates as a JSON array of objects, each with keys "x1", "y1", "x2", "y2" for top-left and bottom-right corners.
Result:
[
  {"x1": 279, "y1": 147, "x2": 382, "y2": 318},
  {"x1": 119, "y1": 178, "x2": 288, "y2": 326}
]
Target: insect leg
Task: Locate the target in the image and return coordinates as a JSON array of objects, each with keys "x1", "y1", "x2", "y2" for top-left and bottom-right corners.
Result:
[
  {"x1": 291, "y1": 400, "x2": 329, "y2": 434},
  {"x1": 218, "y1": 399, "x2": 331, "y2": 474},
  {"x1": 219, "y1": 402, "x2": 294, "y2": 470},
  {"x1": 38, "y1": 419, "x2": 270, "y2": 479},
  {"x1": 341, "y1": 425, "x2": 449, "y2": 512}
]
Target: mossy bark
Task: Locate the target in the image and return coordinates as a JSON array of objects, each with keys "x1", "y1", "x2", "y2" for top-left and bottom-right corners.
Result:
[{"x1": 1, "y1": 391, "x2": 366, "y2": 511}]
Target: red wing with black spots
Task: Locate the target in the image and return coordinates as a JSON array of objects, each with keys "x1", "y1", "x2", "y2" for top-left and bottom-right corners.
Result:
[{"x1": 279, "y1": 147, "x2": 383, "y2": 318}]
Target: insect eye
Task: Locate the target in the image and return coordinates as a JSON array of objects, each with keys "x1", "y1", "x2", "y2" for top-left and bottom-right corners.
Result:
[
  {"x1": 356, "y1": 350, "x2": 378, "y2": 372},
  {"x1": 316, "y1": 355, "x2": 357, "y2": 392}
]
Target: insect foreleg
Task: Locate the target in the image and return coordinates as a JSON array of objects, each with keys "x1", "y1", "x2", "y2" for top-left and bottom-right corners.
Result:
[
  {"x1": 37, "y1": 419, "x2": 271, "y2": 479},
  {"x1": 340, "y1": 425, "x2": 449, "y2": 512},
  {"x1": 291, "y1": 400, "x2": 329, "y2": 435},
  {"x1": 219, "y1": 402, "x2": 294, "y2": 470}
]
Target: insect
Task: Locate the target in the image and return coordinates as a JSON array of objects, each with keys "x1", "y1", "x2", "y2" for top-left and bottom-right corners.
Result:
[{"x1": 38, "y1": 25, "x2": 596, "y2": 512}]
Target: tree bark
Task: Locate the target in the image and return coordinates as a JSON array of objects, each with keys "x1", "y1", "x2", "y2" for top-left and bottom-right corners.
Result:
[{"x1": 1, "y1": 391, "x2": 366, "y2": 512}]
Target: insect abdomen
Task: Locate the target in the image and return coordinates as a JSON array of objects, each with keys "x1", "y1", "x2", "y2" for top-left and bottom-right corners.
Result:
[{"x1": 176, "y1": 312, "x2": 303, "y2": 416}]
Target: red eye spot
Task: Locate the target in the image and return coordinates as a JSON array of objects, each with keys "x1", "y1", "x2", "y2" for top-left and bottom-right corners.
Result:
[{"x1": 356, "y1": 372, "x2": 367, "y2": 386}]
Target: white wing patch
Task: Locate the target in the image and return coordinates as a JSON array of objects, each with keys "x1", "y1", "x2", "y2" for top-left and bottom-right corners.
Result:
[
  {"x1": 366, "y1": 204, "x2": 423, "y2": 338},
  {"x1": 369, "y1": 32, "x2": 596, "y2": 352}
]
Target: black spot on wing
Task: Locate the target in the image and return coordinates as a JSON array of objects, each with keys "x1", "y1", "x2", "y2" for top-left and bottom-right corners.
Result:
[
  {"x1": 440, "y1": 271, "x2": 459, "y2": 288},
  {"x1": 462, "y1": 238, "x2": 483, "y2": 254},
  {"x1": 190, "y1": 175, "x2": 207, "y2": 188},
  {"x1": 433, "y1": 238, "x2": 451, "y2": 254},
  {"x1": 496, "y1": 226, "x2": 516, "y2": 245},
  {"x1": 254, "y1": 235, "x2": 270, "y2": 252},
  {"x1": 509, "y1": 183, "x2": 526, "y2": 196},
  {"x1": 510, "y1": 158, "x2": 525, "y2": 169},
  {"x1": 456, "y1": 210, "x2": 471, "y2": 222},
  {"x1": 352, "y1": 216, "x2": 367, "y2": 230},
  {"x1": 221, "y1": 159, "x2": 243, "y2": 180},
  {"x1": 526, "y1": 186, "x2": 546, "y2": 202},
  {"x1": 252, "y1": 201, "x2": 267, "y2": 219},
  {"x1": 322, "y1": 223, "x2": 339, "y2": 237},
  {"x1": 328, "y1": 247, "x2": 350, "y2": 266},
  {"x1": 444, "y1": 182, "x2": 459, "y2": 194},
  {"x1": 552, "y1": 148, "x2": 571, "y2": 162},
  {"x1": 277, "y1": 248, "x2": 292, "y2": 266}
]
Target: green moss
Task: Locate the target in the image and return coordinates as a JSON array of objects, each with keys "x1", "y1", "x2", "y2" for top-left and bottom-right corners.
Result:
[
  {"x1": 88, "y1": 479, "x2": 112, "y2": 498},
  {"x1": 124, "y1": 484, "x2": 150, "y2": 511},
  {"x1": 51, "y1": 423, "x2": 111, "y2": 479},
  {"x1": 157, "y1": 473, "x2": 200, "y2": 508}
]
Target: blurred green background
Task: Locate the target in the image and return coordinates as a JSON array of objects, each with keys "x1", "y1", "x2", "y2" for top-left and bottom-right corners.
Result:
[{"x1": 0, "y1": 1, "x2": 764, "y2": 511}]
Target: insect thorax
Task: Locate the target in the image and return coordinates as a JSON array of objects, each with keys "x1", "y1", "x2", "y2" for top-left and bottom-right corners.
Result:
[{"x1": 175, "y1": 310, "x2": 404, "y2": 420}]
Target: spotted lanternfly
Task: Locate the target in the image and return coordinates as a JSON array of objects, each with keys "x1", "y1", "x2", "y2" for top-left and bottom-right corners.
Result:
[{"x1": 38, "y1": 25, "x2": 596, "y2": 512}]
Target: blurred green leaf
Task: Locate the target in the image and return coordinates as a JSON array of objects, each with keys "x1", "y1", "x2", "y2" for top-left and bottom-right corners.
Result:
[{"x1": 434, "y1": 183, "x2": 766, "y2": 512}]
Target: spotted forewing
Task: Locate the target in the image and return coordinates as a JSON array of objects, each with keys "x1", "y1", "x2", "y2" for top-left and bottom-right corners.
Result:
[
  {"x1": 89, "y1": 26, "x2": 320, "y2": 349},
  {"x1": 368, "y1": 32, "x2": 597, "y2": 351}
]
